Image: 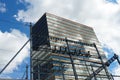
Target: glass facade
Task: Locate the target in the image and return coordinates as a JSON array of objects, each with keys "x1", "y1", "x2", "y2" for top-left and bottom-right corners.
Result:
[{"x1": 31, "y1": 13, "x2": 111, "y2": 80}]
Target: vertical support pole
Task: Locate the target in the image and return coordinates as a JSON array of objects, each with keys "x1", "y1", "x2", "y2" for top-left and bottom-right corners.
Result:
[
  {"x1": 37, "y1": 59, "x2": 40, "y2": 80},
  {"x1": 93, "y1": 43, "x2": 112, "y2": 80},
  {"x1": 30, "y1": 23, "x2": 33, "y2": 80},
  {"x1": 90, "y1": 64, "x2": 97, "y2": 80},
  {"x1": 60, "y1": 63, "x2": 65, "y2": 80},
  {"x1": 65, "y1": 37, "x2": 78, "y2": 80},
  {"x1": 110, "y1": 73, "x2": 114, "y2": 80},
  {"x1": 25, "y1": 64, "x2": 28, "y2": 80},
  {"x1": 84, "y1": 57, "x2": 91, "y2": 77}
]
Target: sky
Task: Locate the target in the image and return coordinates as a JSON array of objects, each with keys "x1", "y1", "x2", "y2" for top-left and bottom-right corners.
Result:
[{"x1": 0, "y1": 0, "x2": 120, "y2": 79}]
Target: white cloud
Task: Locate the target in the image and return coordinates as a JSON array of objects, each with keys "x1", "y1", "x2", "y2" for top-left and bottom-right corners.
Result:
[
  {"x1": 14, "y1": 0, "x2": 120, "y2": 53},
  {"x1": 0, "y1": 2, "x2": 6, "y2": 13},
  {"x1": 113, "y1": 65, "x2": 120, "y2": 80},
  {"x1": 0, "y1": 29, "x2": 29, "y2": 74},
  {"x1": 14, "y1": 0, "x2": 120, "y2": 79}
]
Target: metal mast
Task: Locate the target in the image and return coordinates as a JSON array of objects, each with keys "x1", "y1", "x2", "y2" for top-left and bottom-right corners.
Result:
[{"x1": 30, "y1": 23, "x2": 33, "y2": 80}]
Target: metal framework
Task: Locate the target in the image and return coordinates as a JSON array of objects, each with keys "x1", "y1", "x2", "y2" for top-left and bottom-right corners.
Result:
[
  {"x1": 0, "y1": 13, "x2": 120, "y2": 80},
  {"x1": 85, "y1": 54, "x2": 120, "y2": 80},
  {"x1": 0, "y1": 34, "x2": 119, "y2": 80},
  {"x1": 31, "y1": 36, "x2": 120, "y2": 80}
]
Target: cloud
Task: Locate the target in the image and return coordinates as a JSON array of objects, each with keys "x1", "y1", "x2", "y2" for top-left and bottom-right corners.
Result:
[
  {"x1": 113, "y1": 65, "x2": 120, "y2": 80},
  {"x1": 0, "y1": 29, "x2": 29, "y2": 74},
  {"x1": 14, "y1": 0, "x2": 120, "y2": 79},
  {"x1": 14, "y1": 0, "x2": 120, "y2": 53},
  {"x1": 0, "y1": 2, "x2": 6, "y2": 13}
]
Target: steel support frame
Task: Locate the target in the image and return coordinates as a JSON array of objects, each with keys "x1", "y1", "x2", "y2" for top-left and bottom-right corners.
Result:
[
  {"x1": 93, "y1": 43, "x2": 113, "y2": 80},
  {"x1": 65, "y1": 37, "x2": 78, "y2": 80}
]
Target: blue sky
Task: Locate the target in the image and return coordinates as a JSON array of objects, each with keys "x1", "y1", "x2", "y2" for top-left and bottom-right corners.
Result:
[
  {"x1": 0, "y1": 0, "x2": 29, "y2": 35},
  {"x1": 0, "y1": 0, "x2": 120, "y2": 79},
  {"x1": 0, "y1": 0, "x2": 30, "y2": 79}
]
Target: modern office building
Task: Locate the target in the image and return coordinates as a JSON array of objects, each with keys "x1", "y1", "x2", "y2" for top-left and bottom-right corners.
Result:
[{"x1": 31, "y1": 13, "x2": 112, "y2": 80}]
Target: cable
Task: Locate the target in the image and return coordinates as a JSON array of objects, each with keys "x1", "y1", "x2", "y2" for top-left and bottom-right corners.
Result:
[{"x1": 0, "y1": 39, "x2": 30, "y2": 74}]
